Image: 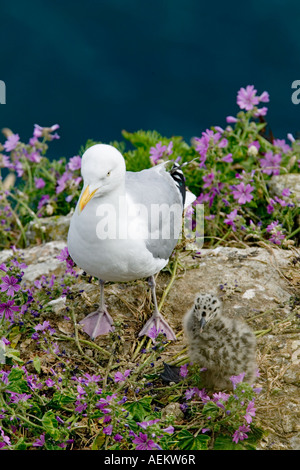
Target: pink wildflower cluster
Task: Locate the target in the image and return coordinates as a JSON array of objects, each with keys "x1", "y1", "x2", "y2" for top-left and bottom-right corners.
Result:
[
  {"x1": 236, "y1": 85, "x2": 269, "y2": 116},
  {"x1": 2, "y1": 124, "x2": 60, "y2": 176},
  {"x1": 183, "y1": 371, "x2": 260, "y2": 445},
  {"x1": 149, "y1": 141, "x2": 173, "y2": 165},
  {"x1": 194, "y1": 128, "x2": 230, "y2": 168}
]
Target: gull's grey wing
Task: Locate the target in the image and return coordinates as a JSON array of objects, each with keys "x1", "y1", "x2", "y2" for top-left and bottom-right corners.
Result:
[{"x1": 125, "y1": 164, "x2": 184, "y2": 260}]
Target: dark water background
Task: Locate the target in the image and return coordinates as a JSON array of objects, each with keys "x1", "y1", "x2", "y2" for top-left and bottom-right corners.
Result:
[{"x1": 1, "y1": 0, "x2": 300, "y2": 159}]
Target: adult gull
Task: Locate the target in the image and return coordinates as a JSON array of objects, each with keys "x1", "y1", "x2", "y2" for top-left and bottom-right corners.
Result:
[{"x1": 67, "y1": 144, "x2": 195, "y2": 341}]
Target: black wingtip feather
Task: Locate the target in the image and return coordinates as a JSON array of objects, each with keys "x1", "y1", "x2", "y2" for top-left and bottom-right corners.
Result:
[{"x1": 170, "y1": 162, "x2": 186, "y2": 205}]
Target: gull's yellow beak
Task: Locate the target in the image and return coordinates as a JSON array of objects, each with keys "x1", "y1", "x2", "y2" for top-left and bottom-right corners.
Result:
[{"x1": 78, "y1": 185, "x2": 98, "y2": 213}]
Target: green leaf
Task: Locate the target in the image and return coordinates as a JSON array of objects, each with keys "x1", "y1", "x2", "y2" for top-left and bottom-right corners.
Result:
[
  {"x1": 247, "y1": 424, "x2": 265, "y2": 444},
  {"x1": 213, "y1": 435, "x2": 244, "y2": 450},
  {"x1": 122, "y1": 129, "x2": 163, "y2": 149},
  {"x1": 5, "y1": 368, "x2": 28, "y2": 393},
  {"x1": 48, "y1": 391, "x2": 76, "y2": 409},
  {"x1": 33, "y1": 356, "x2": 41, "y2": 374},
  {"x1": 213, "y1": 434, "x2": 258, "y2": 450},
  {"x1": 177, "y1": 430, "x2": 210, "y2": 450},
  {"x1": 4, "y1": 347, "x2": 23, "y2": 364},
  {"x1": 91, "y1": 432, "x2": 106, "y2": 450},
  {"x1": 14, "y1": 437, "x2": 28, "y2": 450},
  {"x1": 124, "y1": 396, "x2": 152, "y2": 421},
  {"x1": 42, "y1": 410, "x2": 60, "y2": 440}
]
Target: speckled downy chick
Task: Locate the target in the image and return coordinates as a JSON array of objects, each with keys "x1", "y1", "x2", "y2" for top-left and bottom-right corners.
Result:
[{"x1": 183, "y1": 293, "x2": 256, "y2": 390}]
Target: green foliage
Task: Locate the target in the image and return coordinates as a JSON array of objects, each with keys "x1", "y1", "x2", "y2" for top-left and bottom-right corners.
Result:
[
  {"x1": 177, "y1": 430, "x2": 210, "y2": 450},
  {"x1": 124, "y1": 396, "x2": 152, "y2": 421}
]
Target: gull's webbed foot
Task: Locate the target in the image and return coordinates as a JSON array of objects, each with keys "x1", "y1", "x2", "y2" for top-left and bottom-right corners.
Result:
[{"x1": 79, "y1": 308, "x2": 115, "y2": 340}]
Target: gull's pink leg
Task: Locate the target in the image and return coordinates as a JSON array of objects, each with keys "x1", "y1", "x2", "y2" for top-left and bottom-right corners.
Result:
[
  {"x1": 138, "y1": 276, "x2": 177, "y2": 341},
  {"x1": 79, "y1": 280, "x2": 114, "y2": 339}
]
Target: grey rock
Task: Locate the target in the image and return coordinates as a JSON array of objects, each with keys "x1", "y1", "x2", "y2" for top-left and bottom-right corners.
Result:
[
  {"x1": 0, "y1": 240, "x2": 67, "y2": 282},
  {"x1": 161, "y1": 402, "x2": 184, "y2": 420},
  {"x1": 25, "y1": 211, "x2": 72, "y2": 245},
  {"x1": 269, "y1": 173, "x2": 300, "y2": 206}
]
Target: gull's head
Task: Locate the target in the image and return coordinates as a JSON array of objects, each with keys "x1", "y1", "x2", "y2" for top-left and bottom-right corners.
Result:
[
  {"x1": 78, "y1": 144, "x2": 126, "y2": 213},
  {"x1": 191, "y1": 293, "x2": 221, "y2": 332}
]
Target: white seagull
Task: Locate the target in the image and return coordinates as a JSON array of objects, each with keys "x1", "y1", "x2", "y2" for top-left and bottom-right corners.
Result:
[{"x1": 67, "y1": 144, "x2": 195, "y2": 341}]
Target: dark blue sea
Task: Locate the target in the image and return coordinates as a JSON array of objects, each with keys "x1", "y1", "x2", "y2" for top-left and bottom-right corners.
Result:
[{"x1": 1, "y1": 0, "x2": 300, "y2": 159}]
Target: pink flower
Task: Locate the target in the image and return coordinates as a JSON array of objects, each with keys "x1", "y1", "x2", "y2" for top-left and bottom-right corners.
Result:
[
  {"x1": 213, "y1": 392, "x2": 230, "y2": 402},
  {"x1": 197, "y1": 388, "x2": 210, "y2": 403},
  {"x1": 231, "y1": 182, "x2": 254, "y2": 204},
  {"x1": 259, "y1": 91, "x2": 270, "y2": 102},
  {"x1": 3, "y1": 134, "x2": 20, "y2": 152},
  {"x1": 226, "y1": 116, "x2": 238, "y2": 123},
  {"x1": 0, "y1": 427, "x2": 11, "y2": 448},
  {"x1": 57, "y1": 247, "x2": 70, "y2": 262},
  {"x1": 0, "y1": 300, "x2": 20, "y2": 320},
  {"x1": 132, "y1": 432, "x2": 158, "y2": 450},
  {"x1": 222, "y1": 153, "x2": 233, "y2": 163},
  {"x1": 68, "y1": 155, "x2": 82, "y2": 171},
  {"x1": 244, "y1": 400, "x2": 256, "y2": 424},
  {"x1": 180, "y1": 364, "x2": 188, "y2": 378},
  {"x1": 237, "y1": 85, "x2": 260, "y2": 111},
  {"x1": 149, "y1": 142, "x2": 167, "y2": 165},
  {"x1": 203, "y1": 129, "x2": 221, "y2": 144},
  {"x1": 33, "y1": 124, "x2": 43, "y2": 138},
  {"x1": 0, "y1": 264, "x2": 7, "y2": 272},
  {"x1": 218, "y1": 138, "x2": 228, "y2": 148},
  {"x1": 273, "y1": 139, "x2": 291, "y2": 153},
  {"x1": 254, "y1": 106, "x2": 268, "y2": 117},
  {"x1": 267, "y1": 199, "x2": 275, "y2": 214},
  {"x1": 281, "y1": 188, "x2": 291, "y2": 197},
  {"x1": 266, "y1": 220, "x2": 279, "y2": 233},
  {"x1": 166, "y1": 141, "x2": 173, "y2": 155},
  {"x1": 34, "y1": 177, "x2": 46, "y2": 189},
  {"x1": 137, "y1": 419, "x2": 160, "y2": 430},
  {"x1": 56, "y1": 171, "x2": 72, "y2": 194},
  {"x1": 202, "y1": 172, "x2": 215, "y2": 188},
  {"x1": 26, "y1": 150, "x2": 42, "y2": 163},
  {"x1": 224, "y1": 209, "x2": 238, "y2": 231},
  {"x1": 269, "y1": 230, "x2": 285, "y2": 245},
  {"x1": 194, "y1": 136, "x2": 209, "y2": 165},
  {"x1": 114, "y1": 370, "x2": 131, "y2": 383},
  {"x1": 248, "y1": 140, "x2": 260, "y2": 150},
  {"x1": 45, "y1": 378, "x2": 55, "y2": 387},
  {"x1": 0, "y1": 275, "x2": 21, "y2": 297},
  {"x1": 232, "y1": 425, "x2": 250, "y2": 444},
  {"x1": 32, "y1": 434, "x2": 45, "y2": 447},
  {"x1": 260, "y1": 151, "x2": 281, "y2": 175},
  {"x1": 34, "y1": 321, "x2": 52, "y2": 332},
  {"x1": 37, "y1": 194, "x2": 50, "y2": 211},
  {"x1": 103, "y1": 425, "x2": 113, "y2": 435},
  {"x1": 230, "y1": 372, "x2": 245, "y2": 389},
  {"x1": 162, "y1": 425, "x2": 174, "y2": 434}
]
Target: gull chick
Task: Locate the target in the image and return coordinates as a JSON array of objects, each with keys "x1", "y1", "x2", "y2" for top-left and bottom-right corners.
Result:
[
  {"x1": 67, "y1": 144, "x2": 195, "y2": 340},
  {"x1": 183, "y1": 293, "x2": 256, "y2": 390}
]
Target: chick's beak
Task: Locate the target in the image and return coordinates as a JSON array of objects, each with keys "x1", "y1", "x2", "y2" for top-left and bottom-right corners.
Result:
[
  {"x1": 78, "y1": 185, "x2": 98, "y2": 213},
  {"x1": 199, "y1": 317, "x2": 206, "y2": 333}
]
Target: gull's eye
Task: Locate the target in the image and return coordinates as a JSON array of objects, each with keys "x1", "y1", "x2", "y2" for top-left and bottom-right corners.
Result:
[{"x1": 107, "y1": 171, "x2": 111, "y2": 177}]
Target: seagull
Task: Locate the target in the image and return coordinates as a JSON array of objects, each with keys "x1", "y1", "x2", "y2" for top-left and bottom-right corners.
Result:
[
  {"x1": 183, "y1": 293, "x2": 256, "y2": 390},
  {"x1": 67, "y1": 144, "x2": 196, "y2": 341}
]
